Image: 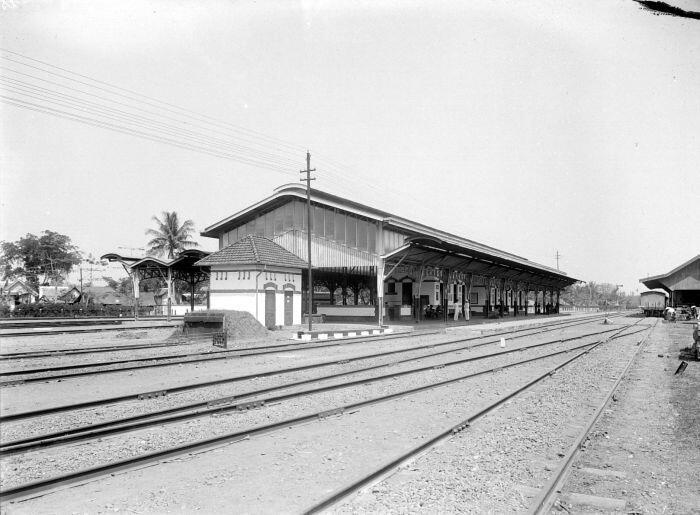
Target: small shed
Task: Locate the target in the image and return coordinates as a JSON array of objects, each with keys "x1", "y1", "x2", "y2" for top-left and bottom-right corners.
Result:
[
  {"x1": 195, "y1": 235, "x2": 308, "y2": 328},
  {"x1": 2, "y1": 280, "x2": 38, "y2": 309}
]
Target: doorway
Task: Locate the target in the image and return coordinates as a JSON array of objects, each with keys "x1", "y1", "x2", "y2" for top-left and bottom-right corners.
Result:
[
  {"x1": 284, "y1": 290, "x2": 293, "y2": 325},
  {"x1": 265, "y1": 290, "x2": 276, "y2": 328}
]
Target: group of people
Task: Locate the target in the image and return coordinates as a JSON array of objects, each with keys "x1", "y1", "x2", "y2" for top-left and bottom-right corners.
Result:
[{"x1": 664, "y1": 305, "x2": 700, "y2": 322}]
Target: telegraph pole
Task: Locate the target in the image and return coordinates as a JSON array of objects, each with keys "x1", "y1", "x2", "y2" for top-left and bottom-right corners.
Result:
[
  {"x1": 555, "y1": 250, "x2": 562, "y2": 270},
  {"x1": 300, "y1": 151, "x2": 316, "y2": 331}
]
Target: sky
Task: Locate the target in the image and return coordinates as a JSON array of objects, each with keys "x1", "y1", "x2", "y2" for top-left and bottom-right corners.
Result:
[{"x1": 1, "y1": 0, "x2": 698, "y2": 292}]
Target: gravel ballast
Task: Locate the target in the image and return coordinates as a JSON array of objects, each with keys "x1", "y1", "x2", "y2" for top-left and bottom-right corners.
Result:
[{"x1": 0, "y1": 321, "x2": 640, "y2": 510}]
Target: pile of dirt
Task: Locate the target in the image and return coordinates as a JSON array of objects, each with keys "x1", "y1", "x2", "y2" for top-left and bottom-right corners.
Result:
[{"x1": 217, "y1": 310, "x2": 269, "y2": 340}]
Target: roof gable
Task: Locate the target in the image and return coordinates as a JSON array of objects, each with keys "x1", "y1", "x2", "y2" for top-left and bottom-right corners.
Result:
[
  {"x1": 195, "y1": 235, "x2": 308, "y2": 269},
  {"x1": 4, "y1": 280, "x2": 38, "y2": 296},
  {"x1": 640, "y1": 255, "x2": 700, "y2": 291}
]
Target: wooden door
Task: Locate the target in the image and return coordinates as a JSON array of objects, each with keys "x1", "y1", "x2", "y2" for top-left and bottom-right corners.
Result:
[
  {"x1": 265, "y1": 290, "x2": 276, "y2": 328},
  {"x1": 284, "y1": 291, "x2": 293, "y2": 325}
]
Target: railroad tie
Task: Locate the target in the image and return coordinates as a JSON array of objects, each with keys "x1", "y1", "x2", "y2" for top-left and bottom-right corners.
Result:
[
  {"x1": 236, "y1": 400, "x2": 265, "y2": 411},
  {"x1": 451, "y1": 422, "x2": 470, "y2": 434},
  {"x1": 317, "y1": 408, "x2": 344, "y2": 419},
  {"x1": 137, "y1": 390, "x2": 167, "y2": 400}
]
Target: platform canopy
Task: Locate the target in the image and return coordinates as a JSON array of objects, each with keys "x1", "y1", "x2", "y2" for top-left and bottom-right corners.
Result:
[
  {"x1": 639, "y1": 254, "x2": 700, "y2": 306},
  {"x1": 382, "y1": 236, "x2": 577, "y2": 290},
  {"x1": 101, "y1": 249, "x2": 211, "y2": 311}
]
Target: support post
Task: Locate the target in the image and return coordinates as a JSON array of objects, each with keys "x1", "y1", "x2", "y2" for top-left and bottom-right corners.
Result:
[
  {"x1": 377, "y1": 260, "x2": 385, "y2": 326},
  {"x1": 443, "y1": 268, "x2": 450, "y2": 324},
  {"x1": 499, "y1": 279, "x2": 505, "y2": 318},
  {"x1": 300, "y1": 151, "x2": 316, "y2": 331},
  {"x1": 130, "y1": 273, "x2": 140, "y2": 320},
  {"x1": 166, "y1": 268, "x2": 172, "y2": 322}
]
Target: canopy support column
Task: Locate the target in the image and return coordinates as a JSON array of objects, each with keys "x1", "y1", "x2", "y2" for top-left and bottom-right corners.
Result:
[
  {"x1": 377, "y1": 259, "x2": 385, "y2": 326},
  {"x1": 166, "y1": 268, "x2": 172, "y2": 322}
]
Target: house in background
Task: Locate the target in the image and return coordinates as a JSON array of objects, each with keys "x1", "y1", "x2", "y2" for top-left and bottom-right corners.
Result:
[
  {"x1": 57, "y1": 287, "x2": 81, "y2": 304},
  {"x1": 1, "y1": 280, "x2": 39, "y2": 309},
  {"x1": 38, "y1": 285, "x2": 73, "y2": 303}
]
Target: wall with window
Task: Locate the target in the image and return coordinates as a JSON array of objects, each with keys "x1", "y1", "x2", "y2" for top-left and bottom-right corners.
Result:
[
  {"x1": 220, "y1": 199, "x2": 408, "y2": 256},
  {"x1": 208, "y1": 264, "x2": 302, "y2": 326}
]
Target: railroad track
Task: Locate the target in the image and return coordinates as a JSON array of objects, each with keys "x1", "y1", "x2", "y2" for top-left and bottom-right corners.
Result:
[
  {"x1": 302, "y1": 318, "x2": 652, "y2": 513},
  {"x1": 0, "y1": 340, "x2": 201, "y2": 360},
  {"x1": 0, "y1": 322, "x2": 645, "y2": 455},
  {"x1": 0, "y1": 329, "x2": 408, "y2": 360},
  {"x1": 0, "y1": 328, "x2": 429, "y2": 384},
  {"x1": 0, "y1": 314, "x2": 618, "y2": 385},
  {"x1": 0, "y1": 324, "x2": 179, "y2": 338},
  {"x1": 0, "y1": 319, "x2": 642, "y2": 503},
  {"x1": 526, "y1": 319, "x2": 658, "y2": 514},
  {"x1": 0, "y1": 314, "x2": 623, "y2": 421}
]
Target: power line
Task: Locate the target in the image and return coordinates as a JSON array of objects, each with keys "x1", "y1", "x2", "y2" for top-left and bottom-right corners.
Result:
[
  {"x1": 0, "y1": 50, "x2": 307, "y2": 154},
  {"x1": 1, "y1": 49, "x2": 454, "y2": 226},
  {"x1": 0, "y1": 79, "x2": 302, "y2": 170},
  {"x1": 0, "y1": 71, "x2": 303, "y2": 169},
  {"x1": 1, "y1": 95, "x2": 300, "y2": 177},
  {"x1": 1, "y1": 50, "x2": 424, "y2": 207}
]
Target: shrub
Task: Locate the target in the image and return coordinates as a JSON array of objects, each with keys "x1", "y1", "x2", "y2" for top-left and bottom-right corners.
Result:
[{"x1": 3, "y1": 302, "x2": 136, "y2": 318}]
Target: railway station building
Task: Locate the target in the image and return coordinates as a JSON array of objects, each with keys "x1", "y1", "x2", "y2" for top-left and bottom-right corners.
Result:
[
  {"x1": 200, "y1": 184, "x2": 578, "y2": 325},
  {"x1": 640, "y1": 255, "x2": 700, "y2": 308}
]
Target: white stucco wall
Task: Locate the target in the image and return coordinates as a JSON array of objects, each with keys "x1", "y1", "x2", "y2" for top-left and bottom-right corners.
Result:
[{"x1": 208, "y1": 264, "x2": 302, "y2": 327}]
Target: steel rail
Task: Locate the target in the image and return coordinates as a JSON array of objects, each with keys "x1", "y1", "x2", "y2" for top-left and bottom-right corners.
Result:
[
  {"x1": 0, "y1": 341, "x2": 198, "y2": 360},
  {"x1": 527, "y1": 319, "x2": 658, "y2": 515},
  {"x1": 0, "y1": 324, "x2": 179, "y2": 338},
  {"x1": 0, "y1": 328, "x2": 416, "y2": 360},
  {"x1": 302, "y1": 319, "x2": 649, "y2": 514},
  {"x1": 0, "y1": 320, "x2": 123, "y2": 329},
  {"x1": 0, "y1": 322, "x2": 642, "y2": 503},
  {"x1": 0, "y1": 324, "x2": 646, "y2": 455},
  {"x1": 0, "y1": 329, "x2": 432, "y2": 380},
  {"x1": 0, "y1": 314, "x2": 617, "y2": 385},
  {"x1": 0, "y1": 315, "x2": 622, "y2": 422}
]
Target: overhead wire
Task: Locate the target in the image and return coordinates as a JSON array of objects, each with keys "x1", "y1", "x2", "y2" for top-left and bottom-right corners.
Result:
[
  {"x1": 2, "y1": 49, "x2": 438, "y2": 223},
  {"x1": 0, "y1": 70, "x2": 303, "y2": 171},
  {"x1": 0, "y1": 49, "x2": 307, "y2": 155},
  {"x1": 0, "y1": 77, "x2": 302, "y2": 170},
  {"x1": 1, "y1": 95, "x2": 298, "y2": 177}
]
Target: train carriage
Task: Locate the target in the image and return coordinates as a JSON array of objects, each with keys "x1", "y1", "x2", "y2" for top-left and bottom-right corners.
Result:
[{"x1": 640, "y1": 290, "x2": 667, "y2": 317}]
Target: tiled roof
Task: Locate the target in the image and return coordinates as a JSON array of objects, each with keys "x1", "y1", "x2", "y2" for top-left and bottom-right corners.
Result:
[{"x1": 195, "y1": 234, "x2": 308, "y2": 269}]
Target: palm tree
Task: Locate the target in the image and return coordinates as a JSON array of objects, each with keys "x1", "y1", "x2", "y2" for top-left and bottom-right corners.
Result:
[{"x1": 145, "y1": 211, "x2": 198, "y2": 259}]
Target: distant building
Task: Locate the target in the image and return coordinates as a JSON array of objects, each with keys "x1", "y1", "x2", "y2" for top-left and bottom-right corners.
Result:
[
  {"x1": 196, "y1": 235, "x2": 307, "y2": 328},
  {"x1": 1, "y1": 280, "x2": 38, "y2": 309},
  {"x1": 200, "y1": 183, "x2": 578, "y2": 323},
  {"x1": 640, "y1": 255, "x2": 700, "y2": 307},
  {"x1": 38, "y1": 285, "x2": 73, "y2": 303}
]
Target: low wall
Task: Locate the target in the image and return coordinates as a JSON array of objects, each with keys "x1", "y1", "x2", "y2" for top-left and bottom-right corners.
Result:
[{"x1": 316, "y1": 305, "x2": 375, "y2": 317}]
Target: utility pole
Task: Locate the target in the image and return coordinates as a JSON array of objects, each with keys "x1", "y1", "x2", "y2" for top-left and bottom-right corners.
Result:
[
  {"x1": 555, "y1": 250, "x2": 562, "y2": 270},
  {"x1": 300, "y1": 151, "x2": 316, "y2": 331}
]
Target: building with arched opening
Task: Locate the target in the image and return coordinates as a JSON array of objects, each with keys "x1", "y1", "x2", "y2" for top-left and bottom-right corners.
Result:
[{"x1": 200, "y1": 184, "x2": 578, "y2": 325}]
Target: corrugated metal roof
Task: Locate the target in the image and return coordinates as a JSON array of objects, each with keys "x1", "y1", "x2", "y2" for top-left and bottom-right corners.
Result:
[
  {"x1": 195, "y1": 234, "x2": 308, "y2": 269},
  {"x1": 200, "y1": 184, "x2": 570, "y2": 279}
]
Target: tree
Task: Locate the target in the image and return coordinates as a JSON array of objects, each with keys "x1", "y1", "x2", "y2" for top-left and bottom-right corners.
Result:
[
  {"x1": 0, "y1": 231, "x2": 81, "y2": 289},
  {"x1": 145, "y1": 211, "x2": 198, "y2": 259}
]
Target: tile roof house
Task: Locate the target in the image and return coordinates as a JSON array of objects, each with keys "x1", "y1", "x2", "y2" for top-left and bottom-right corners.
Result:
[
  {"x1": 195, "y1": 235, "x2": 306, "y2": 328},
  {"x1": 196, "y1": 234, "x2": 308, "y2": 269}
]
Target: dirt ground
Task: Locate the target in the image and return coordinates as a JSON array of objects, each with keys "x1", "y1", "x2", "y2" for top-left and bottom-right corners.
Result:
[{"x1": 556, "y1": 320, "x2": 700, "y2": 514}]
